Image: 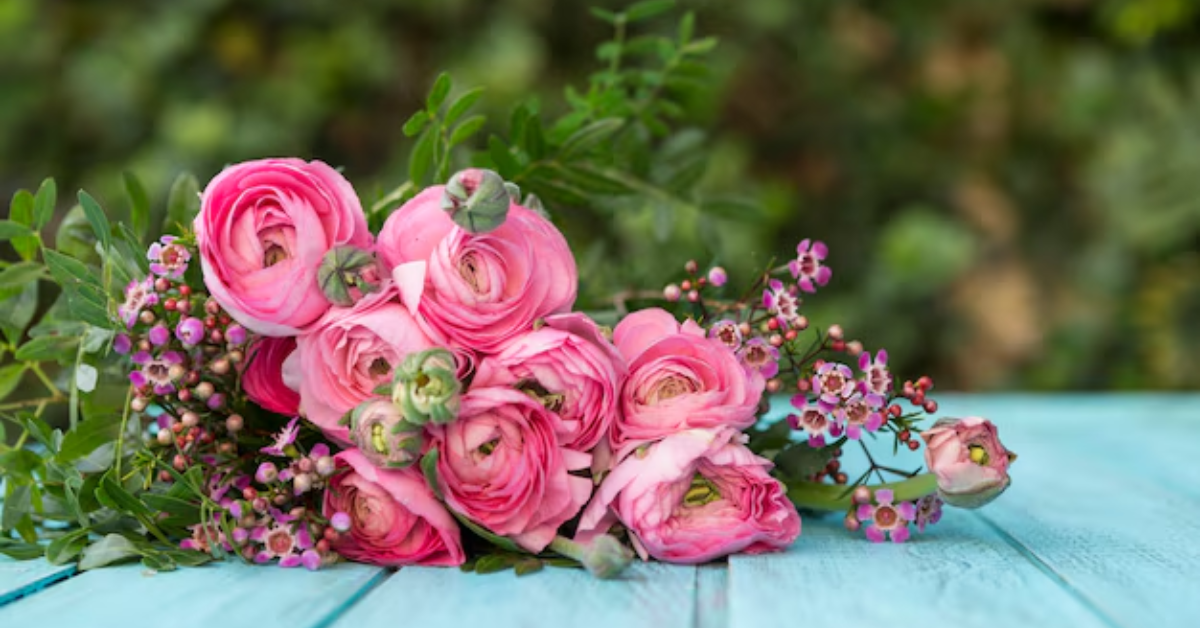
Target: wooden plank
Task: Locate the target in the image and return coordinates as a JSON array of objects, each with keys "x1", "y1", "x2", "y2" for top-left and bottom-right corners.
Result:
[
  {"x1": 0, "y1": 560, "x2": 386, "y2": 628},
  {"x1": 328, "y1": 562, "x2": 699, "y2": 628},
  {"x1": 0, "y1": 558, "x2": 76, "y2": 607},
  {"x1": 695, "y1": 565, "x2": 728, "y2": 628},
  {"x1": 727, "y1": 515, "x2": 1110, "y2": 628},
  {"x1": 935, "y1": 394, "x2": 1200, "y2": 628}
]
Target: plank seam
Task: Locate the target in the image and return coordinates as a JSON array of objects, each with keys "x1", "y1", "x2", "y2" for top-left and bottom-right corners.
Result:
[
  {"x1": 0, "y1": 564, "x2": 78, "y2": 608},
  {"x1": 973, "y1": 512, "x2": 1129, "y2": 628},
  {"x1": 307, "y1": 567, "x2": 392, "y2": 628}
]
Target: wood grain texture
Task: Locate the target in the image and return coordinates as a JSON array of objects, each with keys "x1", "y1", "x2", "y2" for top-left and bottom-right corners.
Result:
[
  {"x1": 937, "y1": 394, "x2": 1200, "y2": 628},
  {"x1": 0, "y1": 558, "x2": 75, "y2": 607},
  {"x1": 727, "y1": 514, "x2": 1110, "y2": 628},
  {"x1": 329, "y1": 562, "x2": 699, "y2": 628},
  {"x1": 0, "y1": 560, "x2": 385, "y2": 628},
  {"x1": 695, "y1": 565, "x2": 727, "y2": 628}
]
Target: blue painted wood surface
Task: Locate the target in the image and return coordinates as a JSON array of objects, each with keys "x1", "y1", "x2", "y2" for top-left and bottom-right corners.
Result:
[{"x1": 0, "y1": 394, "x2": 1195, "y2": 628}]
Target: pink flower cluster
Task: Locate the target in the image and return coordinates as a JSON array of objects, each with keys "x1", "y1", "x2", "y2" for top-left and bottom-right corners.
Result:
[
  {"x1": 192, "y1": 160, "x2": 801, "y2": 567},
  {"x1": 790, "y1": 351, "x2": 893, "y2": 448}
]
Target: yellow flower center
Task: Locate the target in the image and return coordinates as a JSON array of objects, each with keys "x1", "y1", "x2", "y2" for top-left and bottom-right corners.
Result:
[
  {"x1": 683, "y1": 475, "x2": 722, "y2": 507},
  {"x1": 968, "y1": 444, "x2": 990, "y2": 465}
]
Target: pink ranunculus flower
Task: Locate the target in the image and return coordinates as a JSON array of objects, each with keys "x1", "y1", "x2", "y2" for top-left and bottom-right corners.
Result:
[
  {"x1": 577, "y1": 428, "x2": 800, "y2": 563},
  {"x1": 611, "y1": 308, "x2": 764, "y2": 457},
  {"x1": 293, "y1": 288, "x2": 435, "y2": 442},
  {"x1": 376, "y1": 185, "x2": 577, "y2": 354},
  {"x1": 243, "y1": 336, "x2": 301, "y2": 416},
  {"x1": 921, "y1": 416, "x2": 1017, "y2": 509},
  {"x1": 427, "y1": 386, "x2": 591, "y2": 553},
  {"x1": 195, "y1": 158, "x2": 372, "y2": 336},
  {"x1": 323, "y1": 449, "x2": 465, "y2": 567},
  {"x1": 473, "y1": 313, "x2": 625, "y2": 451}
]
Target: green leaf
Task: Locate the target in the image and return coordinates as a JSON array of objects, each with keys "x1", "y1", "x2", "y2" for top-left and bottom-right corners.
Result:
[
  {"x1": 558, "y1": 118, "x2": 625, "y2": 159},
  {"x1": 626, "y1": 0, "x2": 675, "y2": 22},
  {"x1": 474, "y1": 554, "x2": 516, "y2": 574},
  {"x1": 42, "y1": 249, "x2": 112, "y2": 329},
  {"x1": 682, "y1": 37, "x2": 718, "y2": 55},
  {"x1": 58, "y1": 415, "x2": 122, "y2": 463},
  {"x1": 164, "y1": 173, "x2": 200, "y2": 235},
  {"x1": 140, "y1": 552, "x2": 176, "y2": 572},
  {"x1": 449, "y1": 115, "x2": 487, "y2": 147},
  {"x1": 33, "y1": 178, "x2": 57, "y2": 230},
  {"x1": 403, "y1": 110, "x2": 430, "y2": 137},
  {"x1": 514, "y1": 558, "x2": 544, "y2": 576},
  {"x1": 2, "y1": 484, "x2": 33, "y2": 531},
  {"x1": 445, "y1": 87, "x2": 485, "y2": 127},
  {"x1": 0, "y1": 539, "x2": 44, "y2": 560},
  {"x1": 488, "y1": 136, "x2": 522, "y2": 178},
  {"x1": 78, "y1": 190, "x2": 113, "y2": 253},
  {"x1": 123, "y1": 171, "x2": 150, "y2": 241},
  {"x1": 409, "y1": 130, "x2": 437, "y2": 186},
  {"x1": 79, "y1": 534, "x2": 142, "y2": 570},
  {"x1": 589, "y1": 7, "x2": 618, "y2": 23},
  {"x1": 97, "y1": 473, "x2": 154, "y2": 520},
  {"x1": 22, "y1": 413, "x2": 61, "y2": 453},
  {"x1": 0, "y1": 449, "x2": 43, "y2": 478},
  {"x1": 0, "y1": 261, "x2": 46, "y2": 289},
  {"x1": 0, "y1": 282, "x2": 38, "y2": 344},
  {"x1": 774, "y1": 443, "x2": 835, "y2": 482},
  {"x1": 46, "y1": 529, "x2": 91, "y2": 565},
  {"x1": 451, "y1": 509, "x2": 524, "y2": 554},
  {"x1": 8, "y1": 190, "x2": 39, "y2": 260},
  {"x1": 55, "y1": 205, "x2": 101, "y2": 265},
  {"x1": 420, "y1": 447, "x2": 443, "y2": 499},
  {"x1": 679, "y1": 11, "x2": 695, "y2": 42},
  {"x1": 15, "y1": 334, "x2": 80, "y2": 362},
  {"x1": 161, "y1": 548, "x2": 214, "y2": 567},
  {"x1": 426, "y1": 72, "x2": 452, "y2": 112},
  {"x1": 0, "y1": 364, "x2": 27, "y2": 401},
  {"x1": 0, "y1": 220, "x2": 33, "y2": 240}
]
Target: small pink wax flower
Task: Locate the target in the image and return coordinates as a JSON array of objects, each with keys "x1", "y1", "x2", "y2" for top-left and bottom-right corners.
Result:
[
  {"x1": 856, "y1": 489, "x2": 915, "y2": 543},
  {"x1": 788, "y1": 239, "x2": 831, "y2": 293}
]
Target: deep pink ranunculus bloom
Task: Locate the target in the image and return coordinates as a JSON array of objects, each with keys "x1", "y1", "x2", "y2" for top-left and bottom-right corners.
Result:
[{"x1": 242, "y1": 336, "x2": 301, "y2": 416}]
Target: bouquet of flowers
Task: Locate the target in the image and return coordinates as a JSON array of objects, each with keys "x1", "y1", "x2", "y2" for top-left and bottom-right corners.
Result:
[{"x1": 0, "y1": 3, "x2": 1015, "y2": 577}]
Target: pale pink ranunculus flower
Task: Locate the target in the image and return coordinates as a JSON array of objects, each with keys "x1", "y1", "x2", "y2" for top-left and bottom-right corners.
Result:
[
  {"x1": 293, "y1": 288, "x2": 435, "y2": 442},
  {"x1": 474, "y1": 313, "x2": 625, "y2": 451},
  {"x1": 427, "y1": 386, "x2": 592, "y2": 553},
  {"x1": 323, "y1": 449, "x2": 464, "y2": 567},
  {"x1": 611, "y1": 308, "x2": 764, "y2": 457},
  {"x1": 195, "y1": 158, "x2": 372, "y2": 336},
  {"x1": 577, "y1": 428, "x2": 800, "y2": 563},
  {"x1": 242, "y1": 336, "x2": 301, "y2": 416},
  {"x1": 376, "y1": 186, "x2": 577, "y2": 355},
  {"x1": 921, "y1": 416, "x2": 1016, "y2": 509}
]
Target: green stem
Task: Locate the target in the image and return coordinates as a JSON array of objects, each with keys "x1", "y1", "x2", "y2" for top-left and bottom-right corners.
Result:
[
  {"x1": 787, "y1": 473, "x2": 938, "y2": 512},
  {"x1": 548, "y1": 535, "x2": 585, "y2": 562},
  {"x1": 113, "y1": 385, "x2": 134, "y2": 477},
  {"x1": 30, "y1": 364, "x2": 60, "y2": 397}
]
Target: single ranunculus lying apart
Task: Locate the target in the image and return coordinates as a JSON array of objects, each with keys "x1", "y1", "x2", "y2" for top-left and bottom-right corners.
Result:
[
  {"x1": 322, "y1": 449, "x2": 465, "y2": 567},
  {"x1": 611, "y1": 308, "x2": 764, "y2": 458},
  {"x1": 577, "y1": 428, "x2": 801, "y2": 564},
  {"x1": 427, "y1": 386, "x2": 592, "y2": 553},
  {"x1": 195, "y1": 158, "x2": 372, "y2": 336},
  {"x1": 921, "y1": 416, "x2": 1017, "y2": 509}
]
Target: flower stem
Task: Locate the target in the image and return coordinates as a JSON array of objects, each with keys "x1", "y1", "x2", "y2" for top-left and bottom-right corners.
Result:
[
  {"x1": 787, "y1": 473, "x2": 938, "y2": 512},
  {"x1": 548, "y1": 536, "x2": 585, "y2": 562}
]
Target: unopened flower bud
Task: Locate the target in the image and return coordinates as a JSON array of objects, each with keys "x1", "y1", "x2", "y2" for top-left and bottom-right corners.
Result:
[
  {"x1": 684, "y1": 260, "x2": 698, "y2": 275},
  {"x1": 255, "y1": 461, "x2": 278, "y2": 487},
  {"x1": 687, "y1": 289, "x2": 700, "y2": 302},
  {"x1": 317, "y1": 246, "x2": 385, "y2": 307},
  {"x1": 139, "y1": 310, "x2": 156, "y2": 325},
  {"x1": 844, "y1": 512, "x2": 861, "y2": 532},
  {"x1": 663, "y1": 284, "x2": 682, "y2": 302},
  {"x1": 349, "y1": 399, "x2": 426, "y2": 468},
  {"x1": 707, "y1": 266, "x2": 727, "y2": 286},
  {"x1": 156, "y1": 429, "x2": 173, "y2": 445},
  {"x1": 846, "y1": 340, "x2": 863, "y2": 356},
  {"x1": 225, "y1": 324, "x2": 247, "y2": 346},
  {"x1": 582, "y1": 534, "x2": 634, "y2": 579},
  {"x1": 293, "y1": 473, "x2": 313, "y2": 494},
  {"x1": 225, "y1": 414, "x2": 244, "y2": 432},
  {"x1": 194, "y1": 381, "x2": 215, "y2": 400},
  {"x1": 181, "y1": 411, "x2": 200, "y2": 427},
  {"x1": 393, "y1": 348, "x2": 461, "y2": 426},
  {"x1": 920, "y1": 417, "x2": 1016, "y2": 509},
  {"x1": 827, "y1": 324, "x2": 844, "y2": 340},
  {"x1": 852, "y1": 486, "x2": 872, "y2": 505},
  {"x1": 131, "y1": 397, "x2": 148, "y2": 412},
  {"x1": 330, "y1": 512, "x2": 352, "y2": 533},
  {"x1": 442, "y1": 168, "x2": 511, "y2": 234},
  {"x1": 210, "y1": 359, "x2": 230, "y2": 376},
  {"x1": 315, "y1": 456, "x2": 335, "y2": 477}
]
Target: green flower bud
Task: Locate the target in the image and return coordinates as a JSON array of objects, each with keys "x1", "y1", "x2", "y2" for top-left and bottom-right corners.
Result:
[
  {"x1": 317, "y1": 246, "x2": 385, "y2": 307},
  {"x1": 393, "y1": 348, "x2": 462, "y2": 425},
  {"x1": 441, "y1": 168, "x2": 511, "y2": 234},
  {"x1": 348, "y1": 399, "x2": 425, "y2": 469},
  {"x1": 582, "y1": 534, "x2": 635, "y2": 580}
]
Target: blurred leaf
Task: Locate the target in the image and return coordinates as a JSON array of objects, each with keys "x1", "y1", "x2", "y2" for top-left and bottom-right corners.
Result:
[
  {"x1": 0, "y1": 261, "x2": 46, "y2": 289},
  {"x1": 58, "y1": 414, "x2": 122, "y2": 463},
  {"x1": 559, "y1": 118, "x2": 625, "y2": 159},
  {"x1": 79, "y1": 534, "x2": 141, "y2": 570},
  {"x1": 74, "y1": 363, "x2": 98, "y2": 393},
  {"x1": 0, "y1": 539, "x2": 43, "y2": 561},
  {"x1": 774, "y1": 443, "x2": 834, "y2": 482},
  {"x1": 514, "y1": 558, "x2": 544, "y2": 576},
  {"x1": 78, "y1": 191, "x2": 112, "y2": 253},
  {"x1": 46, "y1": 529, "x2": 90, "y2": 565},
  {"x1": 445, "y1": 87, "x2": 485, "y2": 127},
  {"x1": 0, "y1": 282, "x2": 38, "y2": 344},
  {"x1": 0, "y1": 220, "x2": 33, "y2": 240},
  {"x1": 879, "y1": 208, "x2": 977, "y2": 291},
  {"x1": 427, "y1": 72, "x2": 452, "y2": 112},
  {"x1": 123, "y1": 172, "x2": 150, "y2": 241},
  {"x1": 488, "y1": 136, "x2": 521, "y2": 178},
  {"x1": 8, "y1": 190, "x2": 39, "y2": 261},
  {"x1": 21, "y1": 413, "x2": 60, "y2": 453},
  {"x1": 33, "y1": 178, "x2": 57, "y2": 230},
  {"x1": 16, "y1": 334, "x2": 80, "y2": 362},
  {"x1": 449, "y1": 115, "x2": 486, "y2": 147},
  {"x1": 402, "y1": 110, "x2": 429, "y2": 137},
  {"x1": 590, "y1": 7, "x2": 619, "y2": 23},
  {"x1": 0, "y1": 364, "x2": 26, "y2": 401},
  {"x1": 409, "y1": 130, "x2": 436, "y2": 186},
  {"x1": 164, "y1": 173, "x2": 200, "y2": 236},
  {"x1": 55, "y1": 205, "x2": 101, "y2": 265},
  {"x1": 626, "y1": 0, "x2": 675, "y2": 22}
]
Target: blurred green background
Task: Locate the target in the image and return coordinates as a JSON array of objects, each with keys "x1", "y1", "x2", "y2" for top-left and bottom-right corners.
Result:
[{"x1": 1, "y1": 0, "x2": 1198, "y2": 391}]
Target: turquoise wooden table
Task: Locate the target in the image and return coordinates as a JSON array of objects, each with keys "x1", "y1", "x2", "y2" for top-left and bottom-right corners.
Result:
[{"x1": 2, "y1": 394, "x2": 1197, "y2": 628}]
